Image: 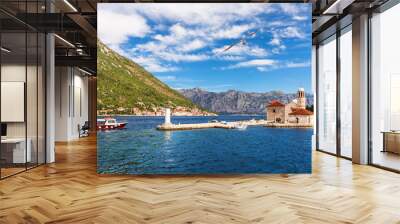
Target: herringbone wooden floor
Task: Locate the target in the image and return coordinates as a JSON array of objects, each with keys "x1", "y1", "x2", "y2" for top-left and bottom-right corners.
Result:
[{"x1": 1, "y1": 136, "x2": 400, "y2": 224}]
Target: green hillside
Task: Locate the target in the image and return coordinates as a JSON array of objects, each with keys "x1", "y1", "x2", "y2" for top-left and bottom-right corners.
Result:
[{"x1": 97, "y1": 41, "x2": 198, "y2": 114}]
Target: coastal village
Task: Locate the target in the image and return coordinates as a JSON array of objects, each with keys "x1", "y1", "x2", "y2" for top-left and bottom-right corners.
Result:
[{"x1": 97, "y1": 105, "x2": 216, "y2": 116}]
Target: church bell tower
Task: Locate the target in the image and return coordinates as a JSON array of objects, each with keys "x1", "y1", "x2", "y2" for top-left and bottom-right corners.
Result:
[{"x1": 297, "y1": 88, "x2": 306, "y2": 109}]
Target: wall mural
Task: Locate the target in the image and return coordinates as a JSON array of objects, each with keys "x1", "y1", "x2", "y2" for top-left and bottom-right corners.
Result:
[{"x1": 97, "y1": 3, "x2": 313, "y2": 174}]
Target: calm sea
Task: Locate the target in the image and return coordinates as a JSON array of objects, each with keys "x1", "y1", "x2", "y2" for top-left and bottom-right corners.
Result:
[{"x1": 97, "y1": 115, "x2": 312, "y2": 174}]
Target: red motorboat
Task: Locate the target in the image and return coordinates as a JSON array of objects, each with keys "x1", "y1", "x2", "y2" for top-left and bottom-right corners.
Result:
[{"x1": 97, "y1": 117, "x2": 127, "y2": 130}]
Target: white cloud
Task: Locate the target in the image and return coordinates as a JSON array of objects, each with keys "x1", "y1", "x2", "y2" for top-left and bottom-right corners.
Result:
[
  {"x1": 264, "y1": 4, "x2": 309, "y2": 43},
  {"x1": 177, "y1": 39, "x2": 206, "y2": 52},
  {"x1": 293, "y1": 15, "x2": 307, "y2": 21},
  {"x1": 271, "y1": 45, "x2": 286, "y2": 54},
  {"x1": 236, "y1": 59, "x2": 276, "y2": 67},
  {"x1": 153, "y1": 23, "x2": 191, "y2": 45},
  {"x1": 130, "y1": 56, "x2": 179, "y2": 73},
  {"x1": 264, "y1": 21, "x2": 286, "y2": 28},
  {"x1": 148, "y1": 24, "x2": 211, "y2": 55},
  {"x1": 286, "y1": 61, "x2": 311, "y2": 68},
  {"x1": 157, "y1": 52, "x2": 209, "y2": 62},
  {"x1": 279, "y1": 4, "x2": 300, "y2": 15},
  {"x1": 211, "y1": 24, "x2": 255, "y2": 39},
  {"x1": 135, "y1": 41, "x2": 167, "y2": 52},
  {"x1": 255, "y1": 60, "x2": 311, "y2": 72},
  {"x1": 279, "y1": 3, "x2": 309, "y2": 16},
  {"x1": 128, "y1": 3, "x2": 274, "y2": 27},
  {"x1": 223, "y1": 59, "x2": 310, "y2": 71},
  {"x1": 269, "y1": 37, "x2": 281, "y2": 46},
  {"x1": 268, "y1": 33, "x2": 286, "y2": 54},
  {"x1": 215, "y1": 55, "x2": 245, "y2": 61},
  {"x1": 157, "y1": 75, "x2": 177, "y2": 81},
  {"x1": 132, "y1": 40, "x2": 209, "y2": 62},
  {"x1": 256, "y1": 67, "x2": 269, "y2": 72},
  {"x1": 213, "y1": 44, "x2": 268, "y2": 57},
  {"x1": 98, "y1": 8, "x2": 150, "y2": 46},
  {"x1": 280, "y1": 27, "x2": 306, "y2": 39},
  {"x1": 267, "y1": 26, "x2": 305, "y2": 55},
  {"x1": 224, "y1": 59, "x2": 276, "y2": 70}
]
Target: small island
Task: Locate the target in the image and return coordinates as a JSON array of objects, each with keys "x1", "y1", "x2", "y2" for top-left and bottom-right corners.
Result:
[{"x1": 265, "y1": 88, "x2": 314, "y2": 128}]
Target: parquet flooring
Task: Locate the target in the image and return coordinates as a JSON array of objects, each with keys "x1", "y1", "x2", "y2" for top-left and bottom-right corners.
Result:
[{"x1": 1, "y1": 135, "x2": 400, "y2": 223}]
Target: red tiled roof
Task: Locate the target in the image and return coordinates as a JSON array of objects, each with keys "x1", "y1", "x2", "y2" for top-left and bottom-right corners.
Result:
[
  {"x1": 289, "y1": 108, "x2": 313, "y2": 116},
  {"x1": 267, "y1": 100, "x2": 285, "y2": 107}
]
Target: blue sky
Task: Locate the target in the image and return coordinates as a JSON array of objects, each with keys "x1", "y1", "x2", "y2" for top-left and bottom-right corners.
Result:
[{"x1": 98, "y1": 3, "x2": 311, "y2": 93}]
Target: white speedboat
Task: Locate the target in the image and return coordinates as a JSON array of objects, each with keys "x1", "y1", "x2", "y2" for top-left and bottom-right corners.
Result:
[{"x1": 97, "y1": 117, "x2": 127, "y2": 130}]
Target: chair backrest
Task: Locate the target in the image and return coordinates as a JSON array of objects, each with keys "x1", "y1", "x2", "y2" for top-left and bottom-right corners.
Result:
[{"x1": 82, "y1": 121, "x2": 90, "y2": 129}]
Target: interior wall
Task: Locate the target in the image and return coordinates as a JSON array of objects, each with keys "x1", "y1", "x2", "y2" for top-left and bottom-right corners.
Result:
[
  {"x1": 55, "y1": 66, "x2": 69, "y2": 141},
  {"x1": 73, "y1": 71, "x2": 89, "y2": 136},
  {"x1": 55, "y1": 67, "x2": 89, "y2": 141},
  {"x1": 1, "y1": 64, "x2": 26, "y2": 138}
]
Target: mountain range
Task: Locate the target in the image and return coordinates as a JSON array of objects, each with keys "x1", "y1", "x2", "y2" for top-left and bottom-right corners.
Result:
[{"x1": 179, "y1": 88, "x2": 314, "y2": 115}]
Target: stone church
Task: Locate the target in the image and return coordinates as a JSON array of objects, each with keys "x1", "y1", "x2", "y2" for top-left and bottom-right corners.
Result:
[{"x1": 266, "y1": 88, "x2": 313, "y2": 125}]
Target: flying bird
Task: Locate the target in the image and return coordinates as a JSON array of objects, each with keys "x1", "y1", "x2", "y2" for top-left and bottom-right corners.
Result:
[
  {"x1": 220, "y1": 39, "x2": 247, "y2": 53},
  {"x1": 216, "y1": 30, "x2": 257, "y2": 55},
  {"x1": 247, "y1": 31, "x2": 257, "y2": 38}
]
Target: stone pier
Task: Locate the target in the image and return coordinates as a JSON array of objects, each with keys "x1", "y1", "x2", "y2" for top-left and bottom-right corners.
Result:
[{"x1": 156, "y1": 119, "x2": 271, "y2": 131}]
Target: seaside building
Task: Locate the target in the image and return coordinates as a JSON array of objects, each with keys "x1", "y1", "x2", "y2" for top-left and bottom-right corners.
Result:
[{"x1": 266, "y1": 88, "x2": 313, "y2": 125}]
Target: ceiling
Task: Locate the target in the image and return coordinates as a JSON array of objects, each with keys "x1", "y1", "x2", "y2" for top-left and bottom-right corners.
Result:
[{"x1": 311, "y1": 0, "x2": 390, "y2": 43}]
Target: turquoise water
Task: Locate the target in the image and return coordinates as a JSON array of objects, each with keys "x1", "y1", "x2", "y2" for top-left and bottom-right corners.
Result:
[{"x1": 97, "y1": 115, "x2": 312, "y2": 174}]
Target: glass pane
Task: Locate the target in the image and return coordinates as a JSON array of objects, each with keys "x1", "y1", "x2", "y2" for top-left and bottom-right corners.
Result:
[
  {"x1": 38, "y1": 33, "x2": 45, "y2": 165},
  {"x1": 27, "y1": 31, "x2": 38, "y2": 169},
  {"x1": 371, "y1": 4, "x2": 400, "y2": 171},
  {"x1": 317, "y1": 36, "x2": 337, "y2": 154},
  {"x1": 1, "y1": 31, "x2": 27, "y2": 177},
  {"x1": 340, "y1": 28, "x2": 352, "y2": 158},
  {"x1": 0, "y1": 1, "x2": 46, "y2": 178}
]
